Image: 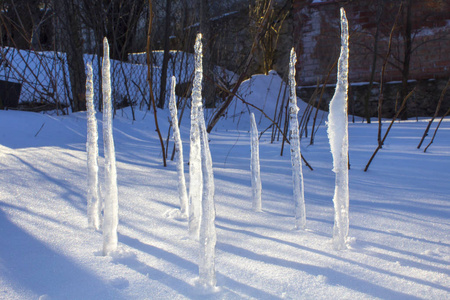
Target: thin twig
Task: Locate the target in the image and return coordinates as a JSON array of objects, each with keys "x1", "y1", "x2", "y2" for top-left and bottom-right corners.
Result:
[
  {"x1": 34, "y1": 122, "x2": 45, "y2": 137},
  {"x1": 213, "y1": 80, "x2": 313, "y2": 170},
  {"x1": 418, "y1": 77, "x2": 450, "y2": 149},
  {"x1": 206, "y1": 0, "x2": 274, "y2": 133},
  {"x1": 146, "y1": 0, "x2": 166, "y2": 167},
  {"x1": 364, "y1": 88, "x2": 415, "y2": 172},
  {"x1": 210, "y1": 78, "x2": 286, "y2": 139},
  {"x1": 299, "y1": 79, "x2": 319, "y2": 138},
  {"x1": 378, "y1": 3, "x2": 403, "y2": 147},
  {"x1": 310, "y1": 57, "x2": 338, "y2": 145},
  {"x1": 424, "y1": 105, "x2": 450, "y2": 152}
]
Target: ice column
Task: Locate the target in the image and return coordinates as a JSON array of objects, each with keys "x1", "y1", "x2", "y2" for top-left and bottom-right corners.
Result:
[
  {"x1": 198, "y1": 95, "x2": 217, "y2": 289},
  {"x1": 327, "y1": 8, "x2": 350, "y2": 250},
  {"x1": 189, "y1": 33, "x2": 204, "y2": 238},
  {"x1": 102, "y1": 37, "x2": 119, "y2": 255},
  {"x1": 86, "y1": 61, "x2": 101, "y2": 230},
  {"x1": 169, "y1": 76, "x2": 188, "y2": 217},
  {"x1": 289, "y1": 48, "x2": 306, "y2": 230},
  {"x1": 250, "y1": 113, "x2": 262, "y2": 212}
]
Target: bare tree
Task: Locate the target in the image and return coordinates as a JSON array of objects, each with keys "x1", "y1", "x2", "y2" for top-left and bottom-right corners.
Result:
[
  {"x1": 249, "y1": 0, "x2": 290, "y2": 75},
  {"x1": 0, "y1": 0, "x2": 64, "y2": 111},
  {"x1": 53, "y1": 0, "x2": 86, "y2": 112},
  {"x1": 199, "y1": 0, "x2": 216, "y2": 108},
  {"x1": 157, "y1": 0, "x2": 173, "y2": 108},
  {"x1": 206, "y1": 0, "x2": 274, "y2": 133},
  {"x1": 79, "y1": 0, "x2": 146, "y2": 61},
  {"x1": 418, "y1": 78, "x2": 450, "y2": 149},
  {"x1": 146, "y1": 0, "x2": 166, "y2": 167},
  {"x1": 362, "y1": 0, "x2": 384, "y2": 124},
  {"x1": 398, "y1": 0, "x2": 412, "y2": 120},
  {"x1": 1, "y1": 0, "x2": 45, "y2": 50},
  {"x1": 384, "y1": 0, "x2": 448, "y2": 119}
]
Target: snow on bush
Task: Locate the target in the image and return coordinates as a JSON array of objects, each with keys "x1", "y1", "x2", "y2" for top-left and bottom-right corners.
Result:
[
  {"x1": 223, "y1": 70, "x2": 286, "y2": 130},
  {"x1": 327, "y1": 8, "x2": 350, "y2": 250},
  {"x1": 220, "y1": 70, "x2": 318, "y2": 132}
]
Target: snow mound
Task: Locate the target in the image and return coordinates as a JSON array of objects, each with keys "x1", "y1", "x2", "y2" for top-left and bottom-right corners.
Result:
[{"x1": 219, "y1": 70, "x2": 313, "y2": 131}]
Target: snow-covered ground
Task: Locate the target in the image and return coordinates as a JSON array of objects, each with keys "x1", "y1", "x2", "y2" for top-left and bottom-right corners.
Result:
[{"x1": 0, "y1": 72, "x2": 449, "y2": 299}]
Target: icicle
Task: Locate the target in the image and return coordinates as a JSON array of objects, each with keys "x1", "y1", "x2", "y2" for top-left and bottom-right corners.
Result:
[
  {"x1": 327, "y1": 8, "x2": 350, "y2": 250},
  {"x1": 250, "y1": 113, "x2": 262, "y2": 212},
  {"x1": 186, "y1": 32, "x2": 217, "y2": 289},
  {"x1": 169, "y1": 76, "x2": 188, "y2": 217},
  {"x1": 102, "y1": 37, "x2": 119, "y2": 255},
  {"x1": 288, "y1": 48, "x2": 306, "y2": 230},
  {"x1": 86, "y1": 61, "x2": 101, "y2": 231},
  {"x1": 198, "y1": 99, "x2": 217, "y2": 289},
  {"x1": 189, "y1": 33, "x2": 203, "y2": 239}
]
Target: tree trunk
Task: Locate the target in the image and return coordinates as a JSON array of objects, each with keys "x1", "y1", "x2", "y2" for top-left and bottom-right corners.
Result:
[
  {"x1": 363, "y1": 0, "x2": 383, "y2": 124},
  {"x1": 400, "y1": 0, "x2": 412, "y2": 120},
  {"x1": 158, "y1": 0, "x2": 173, "y2": 108},
  {"x1": 199, "y1": 0, "x2": 215, "y2": 108},
  {"x1": 55, "y1": 0, "x2": 86, "y2": 112}
]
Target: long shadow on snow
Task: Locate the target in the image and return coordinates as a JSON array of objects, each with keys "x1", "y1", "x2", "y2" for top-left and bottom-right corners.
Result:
[
  {"x1": 216, "y1": 241, "x2": 421, "y2": 299},
  {"x1": 0, "y1": 209, "x2": 121, "y2": 299},
  {"x1": 111, "y1": 247, "x2": 198, "y2": 298},
  {"x1": 350, "y1": 199, "x2": 450, "y2": 220},
  {"x1": 350, "y1": 223, "x2": 450, "y2": 248},
  {"x1": 118, "y1": 233, "x2": 281, "y2": 299},
  {"x1": 9, "y1": 154, "x2": 86, "y2": 214},
  {"x1": 310, "y1": 217, "x2": 450, "y2": 257},
  {"x1": 0, "y1": 202, "x2": 81, "y2": 232},
  {"x1": 0, "y1": 112, "x2": 86, "y2": 150},
  {"x1": 218, "y1": 275, "x2": 283, "y2": 300},
  {"x1": 216, "y1": 224, "x2": 449, "y2": 295},
  {"x1": 216, "y1": 216, "x2": 283, "y2": 231},
  {"x1": 354, "y1": 240, "x2": 450, "y2": 274}
]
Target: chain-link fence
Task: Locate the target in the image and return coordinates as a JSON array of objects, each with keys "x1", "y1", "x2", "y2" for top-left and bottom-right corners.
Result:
[{"x1": 0, "y1": 47, "x2": 199, "y2": 114}]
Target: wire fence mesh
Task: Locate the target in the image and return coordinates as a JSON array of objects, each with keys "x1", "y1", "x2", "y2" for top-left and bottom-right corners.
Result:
[{"x1": 0, "y1": 47, "x2": 198, "y2": 114}]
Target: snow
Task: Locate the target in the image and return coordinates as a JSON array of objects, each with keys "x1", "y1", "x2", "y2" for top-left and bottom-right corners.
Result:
[
  {"x1": 250, "y1": 112, "x2": 262, "y2": 212},
  {"x1": 168, "y1": 76, "x2": 188, "y2": 217},
  {"x1": 102, "y1": 38, "x2": 119, "y2": 255},
  {"x1": 0, "y1": 72, "x2": 449, "y2": 298},
  {"x1": 288, "y1": 48, "x2": 306, "y2": 230},
  {"x1": 327, "y1": 8, "x2": 350, "y2": 250},
  {"x1": 221, "y1": 70, "x2": 290, "y2": 131}
]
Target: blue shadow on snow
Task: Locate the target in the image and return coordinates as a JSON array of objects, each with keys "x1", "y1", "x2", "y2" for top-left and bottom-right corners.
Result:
[{"x1": 0, "y1": 209, "x2": 123, "y2": 299}]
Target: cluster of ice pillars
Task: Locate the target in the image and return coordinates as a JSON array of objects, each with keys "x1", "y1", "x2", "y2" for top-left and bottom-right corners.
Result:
[{"x1": 85, "y1": 6, "x2": 349, "y2": 293}]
